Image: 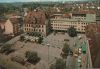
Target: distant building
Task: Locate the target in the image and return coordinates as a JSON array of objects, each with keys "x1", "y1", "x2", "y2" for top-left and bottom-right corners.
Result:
[
  {"x1": 3, "y1": 19, "x2": 14, "y2": 35},
  {"x1": 9, "y1": 17, "x2": 23, "y2": 36},
  {"x1": 23, "y1": 10, "x2": 50, "y2": 36},
  {"x1": 50, "y1": 11, "x2": 96, "y2": 33},
  {"x1": 0, "y1": 16, "x2": 22, "y2": 36}
]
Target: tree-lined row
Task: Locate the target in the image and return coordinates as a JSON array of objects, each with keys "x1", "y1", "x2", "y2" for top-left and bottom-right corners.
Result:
[{"x1": 0, "y1": 4, "x2": 20, "y2": 15}]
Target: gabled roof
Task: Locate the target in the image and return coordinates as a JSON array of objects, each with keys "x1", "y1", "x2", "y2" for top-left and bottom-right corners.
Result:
[
  {"x1": 24, "y1": 10, "x2": 47, "y2": 25},
  {"x1": 9, "y1": 18, "x2": 21, "y2": 24}
]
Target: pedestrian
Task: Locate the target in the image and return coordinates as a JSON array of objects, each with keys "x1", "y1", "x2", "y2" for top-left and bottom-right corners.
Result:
[{"x1": 80, "y1": 64, "x2": 82, "y2": 68}]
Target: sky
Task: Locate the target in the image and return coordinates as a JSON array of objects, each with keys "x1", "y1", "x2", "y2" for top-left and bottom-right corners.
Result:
[{"x1": 0, "y1": 0, "x2": 96, "y2": 3}]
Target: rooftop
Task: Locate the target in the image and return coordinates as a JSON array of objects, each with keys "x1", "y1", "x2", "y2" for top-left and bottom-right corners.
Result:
[
  {"x1": 85, "y1": 24, "x2": 100, "y2": 68},
  {"x1": 72, "y1": 10, "x2": 96, "y2": 14},
  {"x1": 9, "y1": 18, "x2": 22, "y2": 24},
  {"x1": 24, "y1": 10, "x2": 47, "y2": 25},
  {"x1": 50, "y1": 17, "x2": 96, "y2": 22}
]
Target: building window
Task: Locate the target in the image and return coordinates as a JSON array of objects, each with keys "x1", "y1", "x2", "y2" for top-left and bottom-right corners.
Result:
[
  {"x1": 27, "y1": 24, "x2": 28, "y2": 27},
  {"x1": 39, "y1": 29, "x2": 41, "y2": 32},
  {"x1": 41, "y1": 25, "x2": 43, "y2": 28},
  {"x1": 25, "y1": 28, "x2": 26, "y2": 31},
  {"x1": 78, "y1": 29, "x2": 80, "y2": 30},
  {"x1": 42, "y1": 30, "x2": 44, "y2": 32},
  {"x1": 34, "y1": 29, "x2": 35, "y2": 31},
  {"x1": 36, "y1": 29, "x2": 37, "y2": 31},
  {"x1": 39, "y1": 25, "x2": 40, "y2": 28},
  {"x1": 27, "y1": 28, "x2": 28, "y2": 31},
  {"x1": 31, "y1": 24, "x2": 33, "y2": 27}
]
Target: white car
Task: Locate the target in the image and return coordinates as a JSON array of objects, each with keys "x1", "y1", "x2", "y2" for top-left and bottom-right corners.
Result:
[
  {"x1": 78, "y1": 57, "x2": 81, "y2": 63},
  {"x1": 78, "y1": 35, "x2": 82, "y2": 39},
  {"x1": 74, "y1": 54, "x2": 78, "y2": 57},
  {"x1": 78, "y1": 48, "x2": 82, "y2": 54},
  {"x1": 78, "y1": 56, "x2": 81, "y2": 59}
]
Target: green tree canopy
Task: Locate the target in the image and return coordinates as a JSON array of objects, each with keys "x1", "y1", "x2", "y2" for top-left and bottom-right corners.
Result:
[
  {"x1": 61, "y1": 43, "x2": 70, "y2": 59},
  {"x1": 62, "y1": 43, "x2": 70, "y2": 54},
  {"x1": 67, "y1": 27, "x2": 77, "y2": 37},
  {"x1": 38, "y1": 36, "x2": 43, "y2": 44},
  {"x1": 0, "y1": 4, "x2": 20, "y2": 15},
  {"x1": 0, "y1": 44, "x2": 14, "y2": 55},
  {"x1": 20, "y1": 35, "x2": 25, "y2": 41},
  {"x1": 50, "y1": 58, "x2": 66, "y2": 69},
  {"x1": 25, "y1": 51, "x2": 41, "y2": 65}
]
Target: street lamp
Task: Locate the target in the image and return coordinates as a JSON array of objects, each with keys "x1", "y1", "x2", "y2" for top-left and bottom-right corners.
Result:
[{"x1": 47, "y1": 44, "x2": 50, "y2": 65}]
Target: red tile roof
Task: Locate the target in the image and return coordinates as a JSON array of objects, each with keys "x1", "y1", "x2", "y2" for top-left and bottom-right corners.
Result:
[
  {"x1": 72, "y1": 10, "x2": 96, "y2": 14},
  {"x1": 50, "y1": 12, "x2": 71, "y2": 18},
  {"x1": 24, "y1": 11, "x2": 47, "y2": 25},
  {"x1": 0, "y1": 19, "x2": 6, "y2": 24},
  {"x1": 86, "y1": 24, "x2": 100, "y2": 33},
  {"x1": 9, "y1": 18, "x2": 20, "y2": 24}
]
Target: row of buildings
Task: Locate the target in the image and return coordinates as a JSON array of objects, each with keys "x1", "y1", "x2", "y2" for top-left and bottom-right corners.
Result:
[
  {"x1": 0, "y1": 9, "x2": 97, "y2": 36},
  {"x1": 0, "y1": 10, "x2": 50, "y2": 36}
]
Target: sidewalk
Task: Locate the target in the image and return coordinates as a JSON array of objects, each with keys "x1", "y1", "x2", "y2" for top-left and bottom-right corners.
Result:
[{"x1": 75, "y1": 35, "x2": 88, "y2": 69}]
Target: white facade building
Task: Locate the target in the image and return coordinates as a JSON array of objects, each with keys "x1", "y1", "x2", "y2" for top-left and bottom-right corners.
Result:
[{"x1": 50, "y1": 13, "x2": 96, "y2": 32}]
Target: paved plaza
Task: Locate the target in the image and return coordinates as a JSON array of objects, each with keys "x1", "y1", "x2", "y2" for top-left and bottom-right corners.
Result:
[{"x1": 1, "y1": 32, "x2": 88, "y2": 69}]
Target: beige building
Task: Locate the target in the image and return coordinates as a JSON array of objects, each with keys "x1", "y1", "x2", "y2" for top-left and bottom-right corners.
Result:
[
  {"x1": 0, "y1": 17, "x2": 22, "y2": 36},
  {"x1": 23, "y1": 10, "x2": 50, "y2": 36},
  {"x1": 4, "y1": 19, "x2": 14, "y2": 35},
  {"x1": 9, "y1": 17, "x2": 22, "y2": 36},
  {"x1": 50, "y1": 11, "x2": 96, "y2": 33}
]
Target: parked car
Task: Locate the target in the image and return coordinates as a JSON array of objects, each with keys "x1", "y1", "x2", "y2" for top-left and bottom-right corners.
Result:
[
  {"x1": 64, "y1": 39, "x2": 69, "y2": 41},
  {"x1": 73, "y1": 53, "x2": 78, "y2": 57},
  {"x1": 78, "y1": 35, "x2": 82, "y2": 40},
  {"x1": 78, "y1": 48, "x2": 82, "y2": 54}
]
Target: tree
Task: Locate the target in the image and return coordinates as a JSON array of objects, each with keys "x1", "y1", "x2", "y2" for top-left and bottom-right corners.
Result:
[
  {"x1": 38, "y1": 36, "x2": 43, "y2": 44},
  {"x1": 22, "y1": 3, "x2": 39, "y2": 10},
  {"x1": 20, "y1": 35, "x2": 25, "y2": 41},
  {"x1": 0, "y1": 4, "x2": 19, "y2": 15},
  {"x1": 67, "y1": 27, "x2": 77, "y2": 37},
  {"x1": 67, "y1": 27, "x2": 77, "y2": 50},
  {"x1": 25, "y1": 51, "x2": 41, "y2": 65},
  {"x1": 61, "y1": 43, "x2": 70, "y2": 59},
  {"x1": 0, "y1": 44, "x2": 14, "y2": 55},
  {"x1": 62, "y1": 43, "x2": 70, "y2": 54},
  {"x1": 50, "y1": 58, "x2": 66, "y2": 69},
  {"x1": 64, "y1": 8, "x2": 72, "y2": 12}
]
